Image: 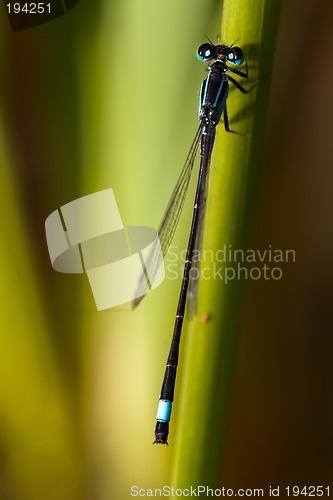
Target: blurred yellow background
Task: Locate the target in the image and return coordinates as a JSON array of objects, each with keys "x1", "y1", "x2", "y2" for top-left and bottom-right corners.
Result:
[{"x1": 0, "y1": 0, "x2": 333, "y2": 498}]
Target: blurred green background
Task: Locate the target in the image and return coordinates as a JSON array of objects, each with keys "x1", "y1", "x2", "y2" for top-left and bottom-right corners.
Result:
[{"x1": 0, "y1": 0, "x2": 333, "y2": 499}]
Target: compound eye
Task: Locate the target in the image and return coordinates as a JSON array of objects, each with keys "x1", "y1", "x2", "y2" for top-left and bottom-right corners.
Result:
[
  {"x1": 226, "y1": 46, "x2": 244, "y2": 65},
  {"x1": 197, "y1": 43, "x2": 216, "y2": 61}
]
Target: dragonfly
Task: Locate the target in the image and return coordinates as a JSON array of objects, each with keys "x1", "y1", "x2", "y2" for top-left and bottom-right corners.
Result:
[{"x1": 133, "y1": 39, "x2": 258, "y2": 444}]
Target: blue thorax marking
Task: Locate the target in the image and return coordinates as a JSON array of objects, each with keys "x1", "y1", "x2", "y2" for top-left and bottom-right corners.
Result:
[{"x1": 199, "y1": 59, "x2": 229, "y2": 127}]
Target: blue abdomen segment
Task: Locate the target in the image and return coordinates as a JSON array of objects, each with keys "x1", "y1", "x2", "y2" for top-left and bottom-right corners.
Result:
[{"x1": 156, "y1": 399, "x2": 172, "y2": 422}]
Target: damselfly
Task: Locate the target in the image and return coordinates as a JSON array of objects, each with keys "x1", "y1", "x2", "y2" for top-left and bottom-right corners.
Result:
[{"x1": 134, "y1": 40, "x2": 258, "y2": 444}]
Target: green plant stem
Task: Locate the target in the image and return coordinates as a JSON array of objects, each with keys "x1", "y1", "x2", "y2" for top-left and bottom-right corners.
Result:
[{"x1": 171, "y1": 0, "x2": 281, "y2": 488}]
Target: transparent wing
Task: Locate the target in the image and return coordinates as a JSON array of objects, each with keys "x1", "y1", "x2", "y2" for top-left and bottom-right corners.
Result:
[
  {"x1": 187, "y1": 129, "x2": 215, "y2": 319},
  {"x1": 132, "y1": 125, "x2": 202, "y2": 308},
  {"x1": 157, "y1": 125, "x2": 202, "y2": 254}
]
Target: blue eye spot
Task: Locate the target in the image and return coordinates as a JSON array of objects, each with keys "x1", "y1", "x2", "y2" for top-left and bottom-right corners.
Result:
[
  {"x1": 205, "y1": 50, "x2": 211, "y2": 58},
  {"x1": 228, "y1": 53, "x2": 234, "y2": 59}
]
